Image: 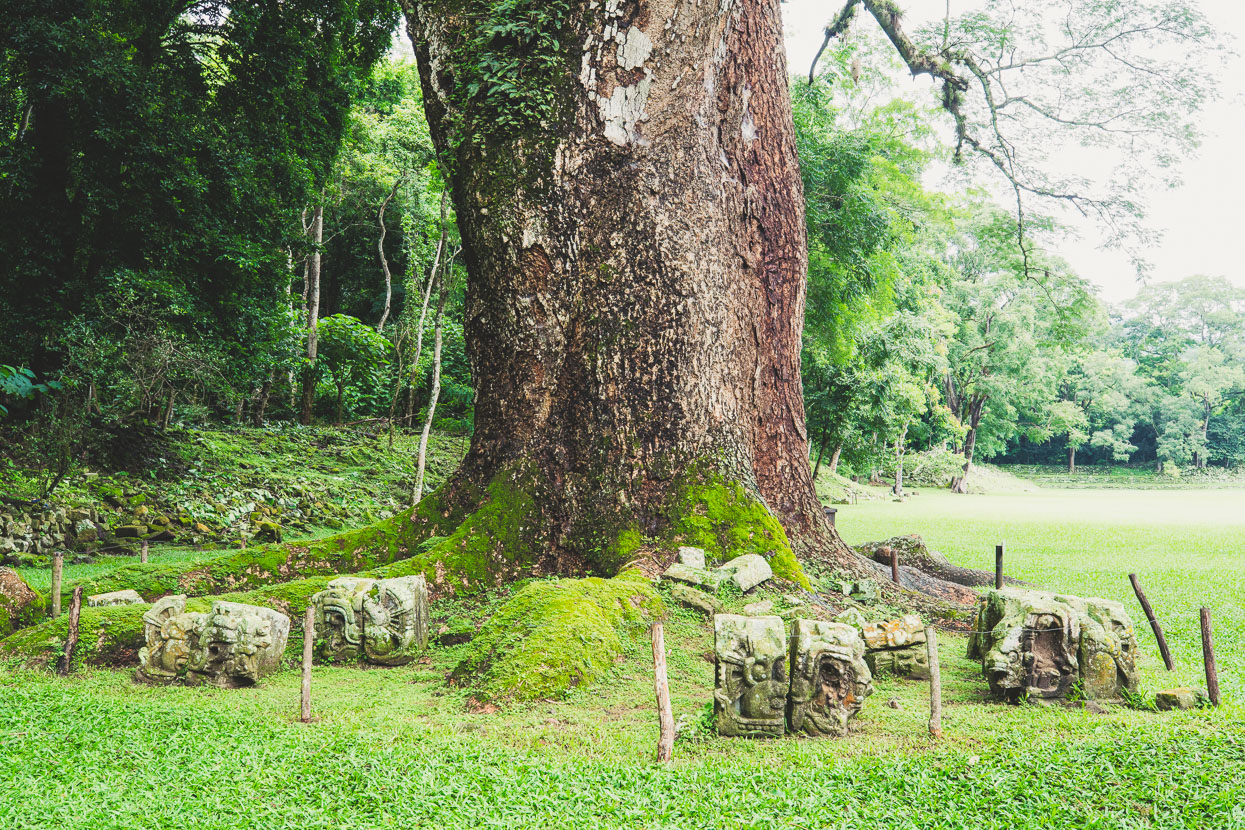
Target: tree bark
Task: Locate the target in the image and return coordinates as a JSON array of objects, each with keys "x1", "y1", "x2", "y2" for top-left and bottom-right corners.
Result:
[
  {"x1": 376, "y1": 177, "x2": 402, "y2": 332},
  {"x1": 399, "y1": 0, "x2": 853, "y2": 577},
  {"x1": 1068, "y1": 445, "x2": 1075, "y2": 474},
  {"x1": 892, "y1": 424, "x2": 907, "y2": 497},
  {"x1": 299, "y1": 204, "x2": 324, "y2": 425}
]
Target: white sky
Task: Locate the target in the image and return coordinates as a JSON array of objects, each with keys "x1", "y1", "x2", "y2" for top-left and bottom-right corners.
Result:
[{"x1": 781, "y1": 0, "x2": 1245, "y2": 304}]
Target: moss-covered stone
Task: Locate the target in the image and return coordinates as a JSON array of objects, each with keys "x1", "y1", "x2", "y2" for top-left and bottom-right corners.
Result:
[{"x1": 450, "y1": 570, "x2": 661, "y2": 703}]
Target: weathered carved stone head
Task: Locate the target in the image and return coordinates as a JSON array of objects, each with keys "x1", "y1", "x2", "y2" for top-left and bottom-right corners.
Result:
[
  {"x1": 970, "y1": 588, "x2": 1138, "y2": 701},
  {"x1": 714, "y1": 614, "x2": 787, "y2": 737},
  {"x1": 313, "y1": 576, "x2": 375, "y2": 662},
  {"x1": 184, "y1": 601, "x2": 289, "y2": 688},
  {"x1": 137, "y1": 594, "x2": 196, "y2": 683},
  {"x1": 312, "y1": 575, "x2": 429, "y2": 666},
  {"x1": 970, "y1": 589, "x2": 1080, "y2": 700},
  {"x1": 138, "y1": 596, "x2": 289, "y2": 687},
  {"x1": 360, "y1": 575, "x2": 429, "y2": 666},
  {"x1": 786, "y1": 619, "x2": 872, "y2": 737}
]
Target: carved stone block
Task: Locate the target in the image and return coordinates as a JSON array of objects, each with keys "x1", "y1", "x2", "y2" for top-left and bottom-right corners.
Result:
[
  {"x1": 970, "y1": 588, "x2": 1139, "y2": 701},
  {"x1": 714, "y1": 614, "x2": 787, "y2": 737},
  {"x1": 862, "y1": 614, "x2": 926, "y2": 650},
  {"x1": 138, "y1": 597, "x2": 289, "y2": 687},
  {"x1": 865, "y1": 645, "x2": 929, "y2": 680},
  {"x1": 312, "y1": 574, "x2": 429, "y2": 665},
  {"x1": 87, "y1": 589, "x2": 143, "y2": 607},
  {"x1": 786, "y1": 619, "x2": 872, "y2": 737}
]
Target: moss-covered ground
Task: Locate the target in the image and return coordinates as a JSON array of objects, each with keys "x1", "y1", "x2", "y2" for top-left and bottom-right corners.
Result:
[{"x1": 3, "y1": 485, "x2": 1244, "y2": 828}]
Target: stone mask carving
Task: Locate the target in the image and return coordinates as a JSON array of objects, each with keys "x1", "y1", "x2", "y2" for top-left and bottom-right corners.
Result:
[
  {"x1": 137, "y1": 595, "x2": 197, "y2": 683},
  {"x1": 313, "y1": 575, "x2": 429, "y2": 666},
  {"x1": 970, "y1": 588, "x2": 1139, "y2": 701},
  {"x1": 787, "y1": 619, "x2": 872, "y2": 737},
  {"x1": 137, "y1": 596, "x2": 289, "y2": 688},
  {"x1": 713, "y1": 614, "x2": 788, "y2": 737},
  {"x1": 185, "y1": 601, "x2": 289, "y2": 688}
]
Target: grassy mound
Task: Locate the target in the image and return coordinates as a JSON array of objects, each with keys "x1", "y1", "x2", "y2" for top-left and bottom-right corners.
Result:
[{"x1": 451, "y1": 571, "x2": 662, "y2": 703}]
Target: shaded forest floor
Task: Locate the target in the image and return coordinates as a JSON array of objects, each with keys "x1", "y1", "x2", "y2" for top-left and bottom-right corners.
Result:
[{"x1": 4, "y1": 486, "x2": 1244, "y2": 829}]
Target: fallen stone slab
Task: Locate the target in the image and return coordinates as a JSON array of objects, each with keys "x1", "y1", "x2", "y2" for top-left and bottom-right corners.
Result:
[
  {"x1": 676, "y1": 546, "x2": 706, "y2": 569},
  {"x1": 1156, "y1": 687, "x2": 1207, "y2": 711},
  {"x1": 717, "y1": 554, "x2": 772, "y2": 593},
  {"x1": 743, "y1": 600, "x2": 774, "y2": 616},
  {"x1": 671, "y1": 584, "x2": 721, "y2": 616},
  {"x1": 87, "y1": 589, "x2": 144, "y2": 607}
]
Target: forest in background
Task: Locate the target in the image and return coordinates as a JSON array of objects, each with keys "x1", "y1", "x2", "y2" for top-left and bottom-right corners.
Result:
[{"x1": 1, "y1": 3, "x2": 1241, "y2": 497}]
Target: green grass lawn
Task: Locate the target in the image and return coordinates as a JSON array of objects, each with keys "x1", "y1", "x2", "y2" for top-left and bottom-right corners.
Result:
[{"x1": 3, "y1": 487, "x2": 1244, "y2": 829}]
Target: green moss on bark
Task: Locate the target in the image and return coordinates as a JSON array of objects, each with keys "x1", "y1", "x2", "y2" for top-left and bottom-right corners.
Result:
[{"x1": 450, "y1": 570, "x2": 661, "y2": 703}]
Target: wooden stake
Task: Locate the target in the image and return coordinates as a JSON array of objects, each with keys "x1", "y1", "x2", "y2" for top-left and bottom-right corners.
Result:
[
  {"x1": 140, "y1": 539, "x2": 149, "y2": 564},
  {"x1": 925, "y1": 625, "x2": 942, "y2": 739},
  {"x1": 1128, "y1": 573, "x2": 1174, "y2": 671},
  {"x1": 651, "y1": 622, "x2": 674, "y2": 763},
  {"x1": 1200, "y1": 607, "x2": 1220, "y2": 708},
  {"x1": 994, "y1": 543, "x2": 1005, "y2": 590},
  {"x1": 301, "y1": 605, "x2": 315, "y2": 723},
  {"x1": 57, "y1": 586, "x2": 83, "y2": 676},
  {"x1": 51, "y1": 552, "x2": 63, "y2": 618},
  {"x1": 888, "y1": 546, "x2": 899, "y2": 584}
]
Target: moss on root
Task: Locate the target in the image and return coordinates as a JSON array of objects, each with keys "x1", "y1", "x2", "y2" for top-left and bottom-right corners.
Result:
[{"x1": 450, "y1": 570, "x2": 661, "y2": 703}]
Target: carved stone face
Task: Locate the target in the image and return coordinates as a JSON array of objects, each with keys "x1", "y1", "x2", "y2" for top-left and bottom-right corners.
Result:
[
  {"x1": 312, "y1": 575, "x2": 429, "y2": 666},
  {"x1": 137, "y1": 597, "x2": 289, "y2": 688},
  {"x1": 787, "y1": 619, "x2": 872, "y2": 737},
  {"x1": 185, "y1": 601, "x2": 290, "y2": 688},
  {"x1": 137, "y1": 594, "x2": 194, "y2": 682},
  {"x1": 313, "y1": 577, "x2": 376, "y2": 662},
  {"x1": 972, "y1": 589, "x2": 1089, "y2": 701},
  {"x1": 361, "y1": 576, "x2": 429, "y2": 666},
  {"x1": 714, "y1": 614, "x2": 787, "y2": 737}
]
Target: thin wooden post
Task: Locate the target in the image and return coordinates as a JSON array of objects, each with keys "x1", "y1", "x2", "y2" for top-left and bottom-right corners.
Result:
[
  {"x1": 651, "y1": 622, "x2": 674, "y2": 763},
  {"x1": 994, "y1": 543, "x2": 1005, "y2": 590},
  {"x1": 888, "y1": 546, "x2": 899, "y2": 584},
  {"x1": 57, "y1": 586, "x2": 83, "y2": 676},
  {"x1": 925, "y1": 625, "x2": 942, "y2": 739},
  {"x1": 1128, "y1": 573, "x2": 1174, "y2": 671},
  {"x1": 51, "y1": 552, "x2": 63, "y2": 618},
  {"x1": 301, "y1": 605, "x2": 315, "y2": 723},
  {"x1": 140, "y1": 539, "x2": 149, "y2": 565},
  {"x1": 1200, "y1": 608, "x2": 1220, "y2": 708}
]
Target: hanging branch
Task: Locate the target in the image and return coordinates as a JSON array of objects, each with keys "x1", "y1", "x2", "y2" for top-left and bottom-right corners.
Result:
[{"x1": 813, "y1": 0, "x2": 1217, "y2": 269}]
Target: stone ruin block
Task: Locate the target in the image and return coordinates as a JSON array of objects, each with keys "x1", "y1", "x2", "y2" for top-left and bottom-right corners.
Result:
[
  {"x1": 137, "y1": 596, "x2": 289, "y2": 688},
  {"x1": 968, "y1": 588, "x2": 1138, "y2": 701},
  {"x1": 786, "y1": 619, "x2": 872, "y2": 737},
  {"x1": 87, "y1": 589, "x2": 143, "y2": 607},
  {"x1": 312, "y1": 574, "x2": 429, "y2": 666},
  {"x1": 713, "y1": 614, "x2": 788, "y2": 737},
  {"x1": 676, "y1": 546, "x2": 705, "y2": 569},
  {"x1": 862, "y1": 614, "x2": 929, "y2": 680},
  {"x1": 664, "y1": 553, "x2": 772, "y2": 595}
]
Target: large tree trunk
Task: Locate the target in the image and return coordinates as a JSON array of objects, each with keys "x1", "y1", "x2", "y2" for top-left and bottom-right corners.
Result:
[
  {"x1": 399, "y1": 0, "x2": 852, "y2": 580},
  {"x1": 1068, "y1": 445, "x2": 1076, "y2": 474},
  {"x1": 827, "y1": 444, "x2": 842, "y2": 475},
  {"x1": 950, "y1": 397, "x2": 984, "y2": 494},
  {"x1": 299, "y1": 204, "x2": 324, "y2": 425}
]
